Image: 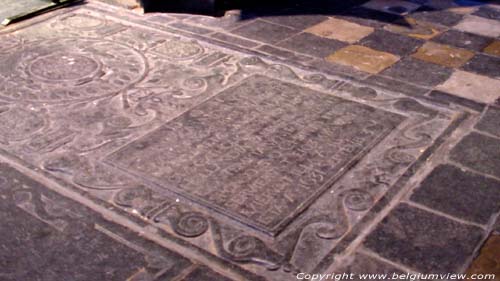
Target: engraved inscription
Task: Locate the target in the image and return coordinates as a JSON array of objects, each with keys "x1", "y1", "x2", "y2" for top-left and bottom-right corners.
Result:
[{"x1": 109, "y1": 76, "x2": 405, "y2": 234}]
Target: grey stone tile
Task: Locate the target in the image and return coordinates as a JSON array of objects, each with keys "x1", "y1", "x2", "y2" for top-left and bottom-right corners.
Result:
[
  {"x1": 277, "y1": 32, "x2": 347, "y2": 58},
  {"x1": 262, "y1": 14, "x2": 329, "y2": 30},
  {"x1": 472, "y1": 6, "x2": 500, "y2": 21},
  {"x1": 432, "y1": 29, "x2": 493, "y2": 52},
  {"x1": 380, "y1": 57, "x2": 453, "y2": 87},
  {"x1": 476, "y1": 106, "x2": 500, "y2": 138},
  {"x1": 461, "y1": 54, "x2": 500, "y2": 79},
  {"x1": 450, "y1": 132, "x2": 500, "y2": 179},
  {"x1": 231, "y1": 20, "x2": 298, "y2": 44},
  {"x1": 410, "y1": 164, "x2": 500, "y2": 224},
  {"x1": 364, "y1": 203, "x2": 484, "y2": 273},
  {"x1": 333, "y1": 252, "x2": 405, "y2": 281},
  {"x1": 411, "y1": 6, "x2": 464, "y2": 27},
  {"x1": 428, "y1": 90, "x2": 485, "y2": 112},
  {"x1": 359, "y1": 29, "x2": 424, "y2": 56}
]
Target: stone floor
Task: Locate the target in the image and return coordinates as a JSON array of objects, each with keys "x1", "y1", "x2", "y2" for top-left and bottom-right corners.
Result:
[{"x1": 0, "y1": 0, "x2": 499, "y2": 280}]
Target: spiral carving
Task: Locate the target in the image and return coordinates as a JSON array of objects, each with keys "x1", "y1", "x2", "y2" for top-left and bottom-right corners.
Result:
[
  {"x1": 227, "y1": 236, "x2": 258, "y2": 257},
  {"x1": 342, "y1": 189, "x2": 374, "y2": 211},
  {"x1": 173, "y1": 212, "x2": 209, "y2": 238}
]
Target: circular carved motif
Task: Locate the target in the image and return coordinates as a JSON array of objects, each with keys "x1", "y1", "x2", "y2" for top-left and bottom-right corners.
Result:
[
  {"x1": 173, "y1": 212, "x2": 209, "y2": 237},
  {"x1": 58, "y1": 14, "x2": 106, "y2": 30},
  {"x1": 29, "y1": 53, "x2": 100, "y2": 82},
  {"x1": 0, "y1": 38, "x2": 147, "y2": 103},
  {"x1": 342, "y1": 189, "x2": 374, "y2": 211},
  {"x1": 153, "y1": 39, "x2": 203, "y2": 60}
]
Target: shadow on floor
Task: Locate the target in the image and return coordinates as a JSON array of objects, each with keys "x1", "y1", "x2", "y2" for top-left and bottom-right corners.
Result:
[{"x1": 140, "y1": 0, "x2": 493, "y2": 26}]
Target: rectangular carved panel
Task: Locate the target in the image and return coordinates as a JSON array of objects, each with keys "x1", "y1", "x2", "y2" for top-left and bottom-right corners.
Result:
[{"x1": 108, "y1": 75, "x2": 405, "y2": 234}]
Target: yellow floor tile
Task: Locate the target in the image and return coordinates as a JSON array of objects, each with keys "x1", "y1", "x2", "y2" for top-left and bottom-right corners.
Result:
[
  {"x1": 467, "y1": 235, "x2": 500, "y2": 281},
  {"x1": 306, "y1": 18, "x2": 374, "y2": 43},
  {"x1": 326, "y1": 45, "x2": 399, "y2": 74},
  {"x1": 484, "y1": 41, "x2": 500, "y2": 57},
  {"x1": 412, "y1": 42, "x2": 475, "y2": 68}
]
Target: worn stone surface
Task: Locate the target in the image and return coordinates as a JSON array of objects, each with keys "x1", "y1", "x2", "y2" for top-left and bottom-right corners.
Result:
[
  {"x1": 436, "y1": 71, "x2": 500, "y2": 104},
  {"x1": 454, "y1": 15, "x2": 500, "y2": 38},
  {"x1": 359, "y1": 29, "x2": 423, "y2": 56},
  {"x1": 306, "y1": 18, "x2": 375, "y2": 44},
  {"x1": 472, "y1": 6, "x2": 500, "y2": 21},
  {"x1": 466, "y1": 235, "x2": 500, "y2": 279},
  {"x1": 231, "y1": 20, "x2": 298, "y2": 44},
  {"x1": 380, "y1": 57, "x2": 453, "y2": 87},
  {"x1": 412, "y1": 41, "x2": 475, "y2": 68},
  {"x1": 461, "y1": 54, "x2": 500, "y2": 79},
  {"x1": 0, "y1": 1, "x2": 496, "y2": 279},
  {"x1": 410, "y1": 164, "x2": 500, "y2": 224},
  {"x1": 262, "y1": 15, "x2": 329, "y2": 30},
  {"x1": 0, "y1": 163, "x2": 194, "y2": 281},
  {"x1": 364, "y1": 203, "x2": 484, "y2": 273},
  {"x1": 107, "y1": 75, "x2": 404, "y2": 234},
  {"x1": 432, "y1": 29, "x2": 493, "y2": 52},
  {"x1": 277, "y1": 32, "x2": 347, "y2": 58},
  {"x1": 326, "y1": 45, "x2": 399, "y2": 74},
  {"x1": 450, "y1": 132, "x2": 500, "y2": 179},
  {"x1": 411, "y1": 6, "x2": 464, "y2": 27},
  {"x1": 476, "y1": 106, "x2": 500, "y2": 138}
]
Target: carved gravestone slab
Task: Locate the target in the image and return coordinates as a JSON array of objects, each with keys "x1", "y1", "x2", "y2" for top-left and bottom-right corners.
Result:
[
  {"x1": 108, "y1": 75, "x2": 404, "y2": 234},
  {"x1": 0, "y1": 3, "x2": 463, "y2": 280}
]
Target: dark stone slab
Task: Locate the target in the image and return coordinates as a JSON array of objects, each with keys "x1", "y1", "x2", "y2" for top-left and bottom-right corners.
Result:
[
  {"x1": 411, "y1": 6, "x2": 464, "y2": 27},
  {"x1": 428, "y1": 90, "x2": 486, "y2": 112},
  {"x1": 261, "y1": 15, "x2": 329, "y2": 30},
  {"x1": 364, "y1": 203, "x2": 484, "y2": 273},
  {"x1": 277, "y1": 32, "x2": 348, "y2": 58},
  {"x1": 380, "y1": 57, "x2": 453, "y2": 87},
  {"x1": 473, "y1": 6, "x2": 500, "y2": 21},
  {"x1": 333, "y1": 252, "x2": 405, "y2": 281},
  {"x1": 0, "y1": 163, "x2": 192, "y2": 281},
  {"x1": 461, "y1": 53, "x2": 500, "y2": 79},
  {"x1": 210, "y1": 32, "x2": 260, "y2": 48},
  {"x1": 450, "y1": 132, "x2": 500, "y2": 179},
  {"x1": 108, "y1": 75, "x2": 404, "y2": 235},
  {"x1": 410, "y1": 164, "x2": 500, "y2": 224},
  {"x1": 231, "y1": 20, "x2": 298, "y2": 44},
  {"x1": 432, "y1": 30, "x2": 493, "y2": 52},
  {"x1": 183, "y1": 266, "x2": 234, "y2": 281},
  {"x1": 475, "y1": 106, "x2": 500, "y2": 138},
  {"x1": 359, "y1": 29, "x2": 424, "y2": 56}
]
